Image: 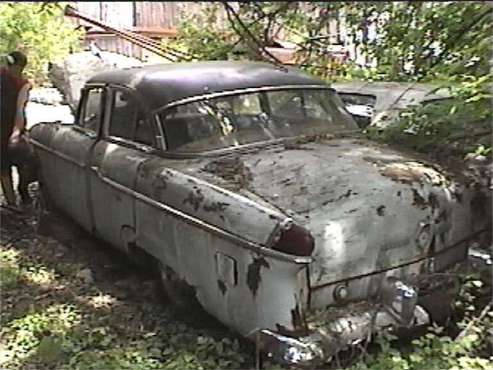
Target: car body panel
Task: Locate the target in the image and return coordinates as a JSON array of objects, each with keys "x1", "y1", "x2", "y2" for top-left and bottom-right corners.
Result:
[
  {"x1": 164, "y1": 137, "x2": 483, "y2": 308},
  {"x1": 28, "y1": 62, "x2": 487, "y2": 366},
  {"x1": 333, "y1": 82, "x2": 451, "y2": 128}
]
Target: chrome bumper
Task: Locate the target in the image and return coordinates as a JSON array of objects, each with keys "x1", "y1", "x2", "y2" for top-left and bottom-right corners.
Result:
[{"x1": 251, "y1": 279, "x2": 430, "y2": 367}]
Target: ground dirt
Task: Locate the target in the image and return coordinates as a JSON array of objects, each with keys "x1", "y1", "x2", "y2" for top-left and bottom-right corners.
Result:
[{"x1": 0, "y1": 196, "x2": 255, "y2": 370}]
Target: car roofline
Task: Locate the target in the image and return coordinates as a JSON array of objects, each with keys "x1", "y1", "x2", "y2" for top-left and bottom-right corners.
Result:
[{"x1": 151, "y1": 84, "x2": 335, "y2": 115}]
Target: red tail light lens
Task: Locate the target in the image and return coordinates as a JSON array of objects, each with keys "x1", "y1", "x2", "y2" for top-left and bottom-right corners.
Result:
[{"x1": 272, "y1": 223, "x2": 315, "y2": 257}]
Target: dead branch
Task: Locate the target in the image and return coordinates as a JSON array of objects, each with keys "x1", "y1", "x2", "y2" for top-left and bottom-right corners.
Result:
[{"x1": 222, "y1": 2, "x2": 287, "y2": 70}]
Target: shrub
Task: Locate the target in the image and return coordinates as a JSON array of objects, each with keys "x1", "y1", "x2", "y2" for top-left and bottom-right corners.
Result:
[{"x1": 0, "y1": 2, "x2": 82, "y2": 84}]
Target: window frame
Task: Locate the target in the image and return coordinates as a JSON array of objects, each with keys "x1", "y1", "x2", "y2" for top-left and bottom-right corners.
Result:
[
  {"x1": 156, "y1": 87, "x2": 359, "y2": 155},
  {"x1": 103, "y1": 85, "x2": 158, "y2": 151},
  {"x1": 76, "y1": 84, "x2": 107, "y2": 137}
]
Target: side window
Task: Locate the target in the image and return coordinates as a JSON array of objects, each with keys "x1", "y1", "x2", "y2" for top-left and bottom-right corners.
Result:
[
  {"x1": 108, "y1": 90, "x2": 154, "y2": 146},
  {"x1": 109, "y1": 90, "x2": 138, "y2": 141},
  {"x1": 80, "y1": 88, "x2": 104, "y2": 132},
  {"x1": 269, "y1": 91, "x2": 305, "y2": 119},
  {"x1": 135, "y1": 116, "x2": 154, "y2": 146}
]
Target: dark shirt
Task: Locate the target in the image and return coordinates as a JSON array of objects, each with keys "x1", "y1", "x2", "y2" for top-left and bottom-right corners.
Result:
[{"x1": 1, "y1": 67, "x2": 28, "y2": 170}]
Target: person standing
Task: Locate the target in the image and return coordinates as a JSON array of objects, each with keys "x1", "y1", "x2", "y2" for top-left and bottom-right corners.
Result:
[{"x1": 1, "y1": 51, "x2": 32, "y2": 206}]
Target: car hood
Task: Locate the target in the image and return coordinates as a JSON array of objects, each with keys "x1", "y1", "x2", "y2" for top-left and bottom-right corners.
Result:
[{"x1": 169, "y1": 137, "x2": 482, "y2": 298}]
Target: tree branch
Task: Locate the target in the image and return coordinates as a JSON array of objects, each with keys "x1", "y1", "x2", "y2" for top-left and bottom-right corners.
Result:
[
  {"x1": 222, "y1": 2, "x2": 287, "y2": 70},
  {"x1": 424, "y1": 7, "x2": 491, "y2": 77}
]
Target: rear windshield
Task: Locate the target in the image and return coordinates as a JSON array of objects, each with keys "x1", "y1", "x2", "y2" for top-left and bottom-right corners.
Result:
[{"x1": 158, "y1": 88, "x2": 358, "y2": 153}]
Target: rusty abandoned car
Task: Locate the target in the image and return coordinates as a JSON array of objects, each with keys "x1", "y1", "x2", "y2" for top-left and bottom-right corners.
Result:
[
  {"x1": 29, "y1": 62, "x2": 488, "y2": 367},
  {"x1": 333, "y1": 81, "x2": 451, "y2": 129}
]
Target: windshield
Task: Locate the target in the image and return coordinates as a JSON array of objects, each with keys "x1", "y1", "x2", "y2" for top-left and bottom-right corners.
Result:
[{"x1": 158, "y1": 88, "x2": 358, "y2": 153}]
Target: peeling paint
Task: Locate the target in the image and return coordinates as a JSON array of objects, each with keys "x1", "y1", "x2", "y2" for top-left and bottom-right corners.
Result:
[
  {"x1": 182, "y1": 188, "x2": 204, "y2": 211},
  {"x1": 246, "y1": 257, "x2": 270, "y2": 296},
  {"x1": 337, "y1": 189, "x2": 353, "y2": 200},
  {"x1": 203, "y1": 156, "x2": 253, "y2": 190},
  {"x1": 428, "y1": 192, "x2": 439, "y2": 211},
  {"x1": 290, "y1": 303, "x2": 308, "y2": 334},
  {"x1": 217, "y1": 279, "x2": 227, "y2": 295},
  {"x1": 381, "y1": 161, "x2": 449, "y2": 186},
  {"x1": 203, "y1": 201, "x2": 229, "y2": 213},
  {"x1": 412, "y1": 189, "x2": 428, "y2": 209},
  {"x1": 151, "y1": 173, "x2": 169, "y2": 198}
]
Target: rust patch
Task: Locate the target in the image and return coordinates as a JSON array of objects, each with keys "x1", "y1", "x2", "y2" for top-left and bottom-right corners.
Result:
[
  {"x1": 428, "y1": 193, "x2": 439, "y2": 211},
  {"x1": 322, "y1": 189, "x2": 354, "y2": 205},
  {"x1": 288, "y1": 133, "x2": 335, "y2": 148},
  {"x1": 380, "y1": 162, "x2": 448, "y2": 186},
  {"x1": 203, "y1": 156, "x2": 253, "y2": 190},
  {"x1": 246, "y1": 257, "x2": 270, "y2": 296},
  {"x1": 435, "y1": 209, "x2": 448, "y2": 224},
  {"x1": 183, "y1": 188, "x2": 204, "y2": 211},
  {"x1": 290, "y1": 303, "x2": 309, "y2": 335},
  {"x1": 376, "y1": 205, "x2": 386, "y2": 216},
  {"x1": 203, "y1": 201, "x2": 229, "y2": 213},
  {"x1": 217, "y1": 280, "x2": 227, "y2": 295},
  {"x1": 284, "y1": 142, "x2": 311, "y2": 151},
  {"x1": 151, "y1": 173, "x2": 169, "y2": 198},
  {"x1": 336, "y1": 189, "x2": 353, "y2": 200},
  {"x1": 412, "y1": 189, "x2": 428, "y2": 209}
]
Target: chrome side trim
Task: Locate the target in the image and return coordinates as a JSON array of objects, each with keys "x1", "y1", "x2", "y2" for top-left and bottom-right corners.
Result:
[
  {"x1": 30, "y1": 138, "x2": 87, "y2": 168},
  {"x1": 91, "y1": 168, "x2": 311, "y2": 264}
]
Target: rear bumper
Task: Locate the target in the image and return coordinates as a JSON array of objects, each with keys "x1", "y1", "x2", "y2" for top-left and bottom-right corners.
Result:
[{"x1": 251, "y1": 280, "x2": 430, "y2": 367}]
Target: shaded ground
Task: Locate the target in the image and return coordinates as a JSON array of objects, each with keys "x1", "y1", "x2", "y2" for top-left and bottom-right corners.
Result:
[{"x1": 0, "y1": 201, "x2": 255, "y2": 370}]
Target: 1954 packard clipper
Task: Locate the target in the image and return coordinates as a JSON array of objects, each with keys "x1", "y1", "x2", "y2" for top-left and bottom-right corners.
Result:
[{"x1": 29, "y1": 61, "x2": 488, "y2": 366}]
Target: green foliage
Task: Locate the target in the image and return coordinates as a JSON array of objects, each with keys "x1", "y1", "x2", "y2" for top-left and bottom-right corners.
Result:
[
  {"x1": 163, "y1": 3, "x2": 234, "y2": 61},
  {"x1": 165, "y1": 2, "x2": 306, "y2": 62},
  {"x1": 0, "y1": 242, "x2": 248, "y2": 370},
  {"x1": 167, "y1": 2, "x2": 491, "y2": 84},
  {"x1": 347, "y1": 273, "x2": 493, "y2": 370},
  {"x1": 0, "y1": 248, "x2": 21, "y2": 290},
  {"x1": 367, "y1": 74, "x2": 492, "y2": 157},
  {"x1": 350, "y1": 329, "x2": 492, "y2": 370},
  {"x1": 324, "y1": 2, "x2": 492, "y2": 81},
  {"x1": 0, "y1": 2, "x2": 82, "y2": 83}
]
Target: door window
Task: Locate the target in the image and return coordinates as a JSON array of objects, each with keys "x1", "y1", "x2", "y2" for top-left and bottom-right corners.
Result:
[
  {"x1": 108, "y1": 90, "x2": 154, "y2": 146},
  {"x1": 80, "y1": 88, "x2": 104, "y2": 132}
]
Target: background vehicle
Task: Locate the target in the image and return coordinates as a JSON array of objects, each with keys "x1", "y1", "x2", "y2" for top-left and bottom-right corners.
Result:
[{"x1": 333, "y1": 81, "x2": 451, "y2": 129}]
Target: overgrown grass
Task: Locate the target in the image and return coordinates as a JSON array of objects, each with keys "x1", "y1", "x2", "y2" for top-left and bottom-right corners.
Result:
[{"x1": 0, "y1": 241, "x2": 250, "y2": 370}]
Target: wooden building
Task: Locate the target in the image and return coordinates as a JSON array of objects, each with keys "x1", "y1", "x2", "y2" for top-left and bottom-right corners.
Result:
[{"x1": 68, "y1": 2, "x2": 208, "y2": 61}]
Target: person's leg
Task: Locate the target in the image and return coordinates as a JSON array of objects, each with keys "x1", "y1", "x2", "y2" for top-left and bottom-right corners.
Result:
[
  {"x1": 0, "y1": 168, "x2": 17, "y2": 206},
  {"x1": 16, "y1": 163, "x2": 34, "y2": 206}
]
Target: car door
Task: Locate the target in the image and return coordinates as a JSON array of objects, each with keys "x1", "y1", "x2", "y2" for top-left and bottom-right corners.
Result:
[
  {"x1": 39, "y1": 85, "x2": 106, "y2": 232},
  {"x1": 88, "y1": 86, "x2": 156, "y2": 252}
]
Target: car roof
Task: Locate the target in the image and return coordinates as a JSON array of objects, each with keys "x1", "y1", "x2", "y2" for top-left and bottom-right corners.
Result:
[
  {"x1": 87, "y1": 61, "x2": 328, "y2": 111},
  {"x1": 332, "y1": 81, "x2": 451, "y2": 112}
]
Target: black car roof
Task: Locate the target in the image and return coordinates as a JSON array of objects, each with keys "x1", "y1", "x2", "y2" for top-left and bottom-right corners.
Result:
[{"x1": 87, "y1": 61, "x2": 328, "y2": 111}]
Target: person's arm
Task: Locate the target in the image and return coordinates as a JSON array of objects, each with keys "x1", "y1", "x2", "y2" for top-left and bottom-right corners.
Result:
[{"x1": 12, "y1": 82, "x2": 31, "y2": 135}]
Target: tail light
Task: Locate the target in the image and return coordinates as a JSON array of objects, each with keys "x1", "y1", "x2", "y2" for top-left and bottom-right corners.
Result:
[{"x1": 272, "y1": 223, "x2": 315, "y2": 257}]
